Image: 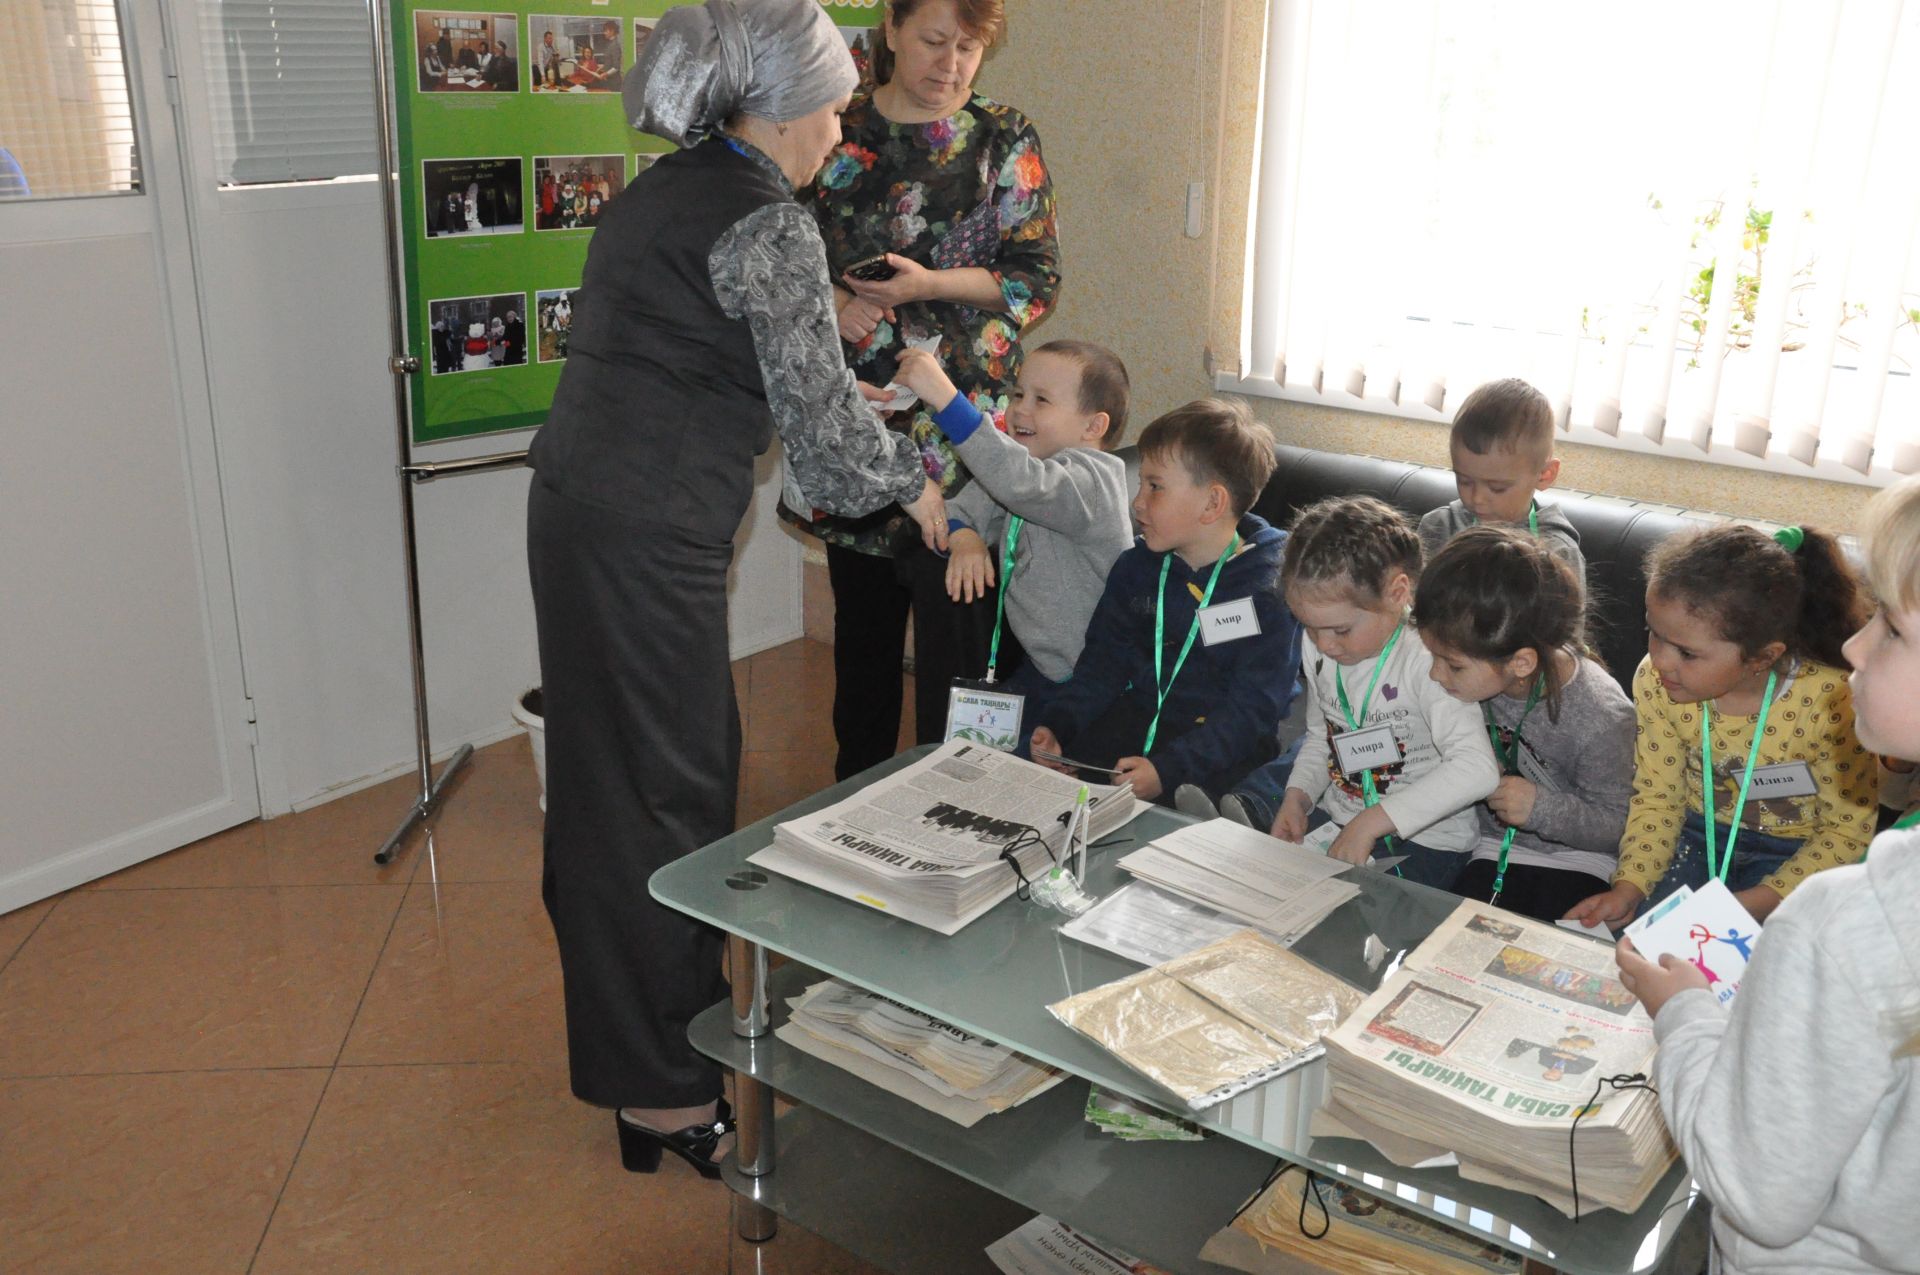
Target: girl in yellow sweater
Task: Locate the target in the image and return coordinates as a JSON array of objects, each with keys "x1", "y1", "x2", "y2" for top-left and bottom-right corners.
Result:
[{"x1": 1567, "y1": 524, "x2": 1876, "y2": 926}]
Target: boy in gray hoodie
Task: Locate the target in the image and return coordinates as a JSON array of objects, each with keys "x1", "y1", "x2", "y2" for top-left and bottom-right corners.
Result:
[
  {"x1": 1417, "y1": 378, "x2": 1586, "y2": 583},
  {"x1": 894, "y1": 341, "x2": 1134, "y2": 751}
]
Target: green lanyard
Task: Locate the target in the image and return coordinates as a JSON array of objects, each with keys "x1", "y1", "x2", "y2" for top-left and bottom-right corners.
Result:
[
  {"x1": 1700, "y1": 670, "x2": 1779, "y2": 883},
  {"x1": 1467, "y1": 500, "x2": 1540, "y2": 537},
  {"x1": 1143, "y1": 535, "x2": 1239, "y2": 754},
  {"x1": 1483, "y1": 675, "x2": 1544, "y2": 903},
  {"x1": 1333, "y1": 621, "x2": 1406, "y2": 811},
  {"x1": 984, "y1": 516, "x2": 1024, "y2": 684},
  {"x1": 1893, "y1": 807, "x2": 1920, "y2": 831}
]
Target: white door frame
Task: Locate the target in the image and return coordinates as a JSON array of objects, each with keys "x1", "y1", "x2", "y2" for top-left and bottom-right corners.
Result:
[{"x1": 0, "y1": 0, "x2": 259, "y2": 910}]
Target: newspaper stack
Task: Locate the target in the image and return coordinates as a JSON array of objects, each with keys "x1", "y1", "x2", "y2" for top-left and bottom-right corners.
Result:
[
  {"x1": 1083, "y1": 1086, "x2": 1205, "y2": 1141},
  {"x1": 751, "y1": 741, "x2": 1141, "y2": 934},
  {"x1": 1115, "y1": 819, "x2": 1360, "y2": 944},
  {"x1": 1050, "y1": 930, "x2": 1364, "y2": 1110},
  {"x1": 1317, "y1": 901, "x2": 1677, "y2": 1216},
  {"x1": 1199, "y1": 1168, "x2": 1523, "y2": 1274},
  {"x1": 776, "y1": 979, "x2": 1063, "y2": 1127},
  {"x1": 987, "y1": 1216, "x2": 1172, "y2": 1275}
]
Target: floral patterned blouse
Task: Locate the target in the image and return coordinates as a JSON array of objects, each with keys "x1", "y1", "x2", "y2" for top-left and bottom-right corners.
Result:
[{"x1": 786, "y1": 90, "x2": 1062, "y2": 555}]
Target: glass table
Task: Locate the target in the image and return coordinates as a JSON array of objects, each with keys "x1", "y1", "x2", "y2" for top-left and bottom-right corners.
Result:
[{"x1": 652, "y1": 748, "x2": 1699, "y2": 1274}]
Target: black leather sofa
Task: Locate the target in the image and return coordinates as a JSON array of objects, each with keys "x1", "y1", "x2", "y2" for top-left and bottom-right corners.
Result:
[
  {"x1": 1117, "y1": 442, "x2": 1704, "y2": 694},
  {"x1": 1247, "y1": 444, "x2": 1705, "y2": 694}
]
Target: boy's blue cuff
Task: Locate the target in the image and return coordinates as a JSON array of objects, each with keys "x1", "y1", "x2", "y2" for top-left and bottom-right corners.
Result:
[{"x1": 930, "y1": 393, "x2": 985, "y2": 443}]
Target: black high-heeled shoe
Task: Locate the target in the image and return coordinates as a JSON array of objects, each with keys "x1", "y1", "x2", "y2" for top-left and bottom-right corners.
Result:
[{"x1": 615, "y1": 1099, "x2": 735, "y2": 1180}]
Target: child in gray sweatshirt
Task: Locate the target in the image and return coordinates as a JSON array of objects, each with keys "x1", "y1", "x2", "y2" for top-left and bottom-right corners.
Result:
[
  {"x1": 1616, "y1": 474, "x2": 1920, "y2": 1275},
  {"x1": 1412, "y1": 526, "x2": 1635, "y2": 920},
  {"x1": 894, "y1": 342, "x2": 1134, "y2": 747}
]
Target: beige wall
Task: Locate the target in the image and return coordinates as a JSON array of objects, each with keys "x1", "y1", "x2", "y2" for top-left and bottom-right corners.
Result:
[{"x1": 980, "y1": 0, "x2": 1867, "y2": 531}]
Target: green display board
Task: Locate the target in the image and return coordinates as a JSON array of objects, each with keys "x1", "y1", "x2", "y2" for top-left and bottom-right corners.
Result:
[{"x1": 392, "y1": 0, "x2": 885, "y2": 445}]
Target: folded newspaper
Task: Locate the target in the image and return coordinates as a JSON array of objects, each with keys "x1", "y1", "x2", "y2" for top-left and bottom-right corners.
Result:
[
  {"x1": 776, "y1": 979, "x2": 1063, "y2": 1127},
  {"x1": 1199, "y1": 1168, "x2": 1524, "y2": 1274},
  {"x1": 986, "y1": 1215, "x2": 1171, "y2": 1275},
  {"x1": 1049, "y1": 930, "x2": 1364, "y2": 1110},
  {"x1": 750, "y1": 742, "x2": 1142, "y2": 934},
  {"x1": 1317, "y1": 901, "x2": 1678, "y2": 1216},
  {"x1": 1112, "y1": 819, "x2": 1361, "y2": 945}
]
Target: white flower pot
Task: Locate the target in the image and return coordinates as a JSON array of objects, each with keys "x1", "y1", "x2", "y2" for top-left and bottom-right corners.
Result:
[{"x1": 512, "y1": 687, "x2": 547, "y2": 812}]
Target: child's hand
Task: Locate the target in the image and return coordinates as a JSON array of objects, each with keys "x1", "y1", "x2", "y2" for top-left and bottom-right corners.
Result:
[
  {"x1": 1271, "y1": 789, "x2": 1313, "y2": 843},
  {"x1": 845, "y1": 253, "x2": 933, "y2": 308},
  {"x1": 945, "y1": 529, "x2": 995, "y2": 602},
  {"x1": 1486, "y1": 776, "x2": 1538, "y2": 828},
  {"x1": 1615, "y1": 935, "x2": 1710, "y2": 1018},
  {"x1": 1325, "y1": 804, "x2": 1394, "y2": 866},
  {"x1": 1734, "y1": 883, "x2": 1784, "y2": 923},
  {"x1": 1029, "y1": 726, "x2": 1069, "y2": 771},
  {"x1": 1114, "y1": 756, "x2": 1162, "y2": 802},
  {"x1": 1563, "y1": 881, "x2": 1645, "y2": 929},
  {"x1": 837, "y1": 294, "x2": 894, "y2": 345},
  {"x1": 892, "y1": 348, "x2": 958, "y2": 414}
]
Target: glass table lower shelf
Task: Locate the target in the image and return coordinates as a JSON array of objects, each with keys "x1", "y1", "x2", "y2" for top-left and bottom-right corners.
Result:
[{"x1": 691, "y1": 962, "x2": 1275, "y2": 1275}]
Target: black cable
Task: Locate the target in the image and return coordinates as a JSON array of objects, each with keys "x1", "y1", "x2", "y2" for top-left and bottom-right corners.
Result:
[
  {"x1": 996, "y1": 822, "x2": 1057, "y2": 901},
  {"x1": 1569, "y1": 1071, "x2": 1657, "y2": 1224},
  {"x1": 1298, "y1": 1170, "x2": 1332, "y2": 1239}
]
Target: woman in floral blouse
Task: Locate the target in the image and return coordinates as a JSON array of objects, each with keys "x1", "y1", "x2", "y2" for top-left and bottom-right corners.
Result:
[{"x1": 789, "y1": 0, "x2": 1061, "y2": 781}]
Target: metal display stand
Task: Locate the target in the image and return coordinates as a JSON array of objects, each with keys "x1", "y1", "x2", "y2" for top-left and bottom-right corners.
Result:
[{"x1": 362, "y1": 0, "x2": 533, "y2": 865}]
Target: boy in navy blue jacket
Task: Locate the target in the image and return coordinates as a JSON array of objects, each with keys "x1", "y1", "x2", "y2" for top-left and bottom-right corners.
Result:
[{"x1": 1030, "y1": 399, "x2": 1302, "y2": 805}]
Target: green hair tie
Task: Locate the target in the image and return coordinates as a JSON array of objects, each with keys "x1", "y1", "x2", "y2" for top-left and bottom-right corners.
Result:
[{"x1": 1773, "y1": 525, "x2": 1806, "y2": 554}]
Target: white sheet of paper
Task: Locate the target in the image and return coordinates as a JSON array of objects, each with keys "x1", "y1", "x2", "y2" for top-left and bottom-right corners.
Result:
[{"x1": 1058, "y1": 883, "x2": 1246, "y2": 966}]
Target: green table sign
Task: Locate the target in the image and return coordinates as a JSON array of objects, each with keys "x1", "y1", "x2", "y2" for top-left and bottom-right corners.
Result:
[{"x1": 392, "y1": 0, "x2": 885, "y2": 445}]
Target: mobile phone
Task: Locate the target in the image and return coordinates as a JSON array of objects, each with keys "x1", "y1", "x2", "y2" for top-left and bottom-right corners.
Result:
[{"x1": 846, "y1": 254, "x2": 898, "y2": 283}]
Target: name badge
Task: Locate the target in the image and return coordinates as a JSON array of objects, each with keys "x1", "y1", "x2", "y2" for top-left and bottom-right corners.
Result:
[
  {"x1": 1198, "y1": 596, "x2": 1260, "y2": 646},
  {"x1": 1515, "y1": 741, "x2": 1558, "y2": 791},
  {"x1": 1744, "y1": 761, "x2": 1818, "y2": 799},
  {"x1": 945, "y1": 680, "x2": 1025, "y2": 753},
  {"x1": 1332, "y1": 724, "x2": 1397, "y2": 776}
]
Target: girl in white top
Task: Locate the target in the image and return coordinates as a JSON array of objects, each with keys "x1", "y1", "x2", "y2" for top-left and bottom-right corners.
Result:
[
  {"x1": 1260, "y1": 497, "x2": 1499, "y2": 890},
  {"x1": 1616, "y1": 475, "x2": 1920, "y2": 1275}
]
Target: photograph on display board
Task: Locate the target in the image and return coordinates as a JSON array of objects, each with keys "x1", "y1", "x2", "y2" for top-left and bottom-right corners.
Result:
[
  {"x1": 633, "y1": 18, "x2": 655, "y2": 62},
  {"x1": 533, "y1": 155, "x2": 624, "y2": 231},
  {"x1": 414, "y1": 11, "x2": 518, "y2": 92},
  {"x1": 422, "y1": 157, "x2": 523, "y2": 237},
  {"x1": 838, "y1": 25, "x2": 877, "y2": 81},
  {"x1": 428, "y1": 293, "x2": 528, "y2": 375},
  {"x1": 535, "y1": 288, "x2": 576, "y2": 364},
  {"x1": 528, "y1": 15, "x2": 624, "y2": 93},
  {"x1": 634, "y1": 153, "x2": 661, "y2": 176}
]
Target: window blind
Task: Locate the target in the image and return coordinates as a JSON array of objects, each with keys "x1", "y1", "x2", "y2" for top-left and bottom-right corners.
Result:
[
  {"x1": 0, "y1": 0, "x2": 141, "y2": 200},
  {"x1": 1236, "y1": 1, "x2": 1920, "y2": 483},
  {"x1": 199, "y1": 0, "x2": 378, "y2": 186}
]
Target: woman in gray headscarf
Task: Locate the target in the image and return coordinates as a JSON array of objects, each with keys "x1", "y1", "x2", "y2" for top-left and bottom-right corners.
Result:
[{"x1": 526, "y1": 0, "x2": 943, "y2": 1179}]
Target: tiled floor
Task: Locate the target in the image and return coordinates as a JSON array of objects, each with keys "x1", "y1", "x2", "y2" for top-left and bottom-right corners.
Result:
[{"x1": 0, "y1": 639, "x2": 911, "y2": 1275}]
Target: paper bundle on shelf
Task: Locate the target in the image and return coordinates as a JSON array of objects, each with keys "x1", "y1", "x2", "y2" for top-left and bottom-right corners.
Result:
[
  {"x1": 1198, "y1": 1168, "x2": 1524, "y2": 1274},
  {"x1": 776, "y1": 979, "x2": 1063, "y2": 1127},
  {"x1": 1049, "y1": 930, "x2": 1364, "y2": 1110},
  {"x1": 750, "y1": 741, "x2": 1141, "y2": 935},
  {"x1": 1316, "y1": 900, "x2": 1677, "y2": 1216}
]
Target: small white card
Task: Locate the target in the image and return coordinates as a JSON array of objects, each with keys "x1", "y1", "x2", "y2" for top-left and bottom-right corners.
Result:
[
  {"x1": 944, "y1": 682, "x2": 1024, "y2": 753},
  {"x1": 1197, "y1": 595, "x2": 1260, "y2": 646},
  {"x1": 1624, "y1": 880, "x2": 1760, "y2": 1006},
  {"x1": 1744, "y1": 761, "x2": 1819, "y2": 800},
  {"x1": 1331, "y1": 724, "x2": 1397, "y2": 776},
  {"x1": 1301, "y1": 821, "x2": 1342, "y2": 854}
]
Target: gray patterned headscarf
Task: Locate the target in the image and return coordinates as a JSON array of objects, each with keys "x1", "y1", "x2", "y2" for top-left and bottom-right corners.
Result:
[{"x1": 624, "y1": 0, "x2": 858, "y2": 147}]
